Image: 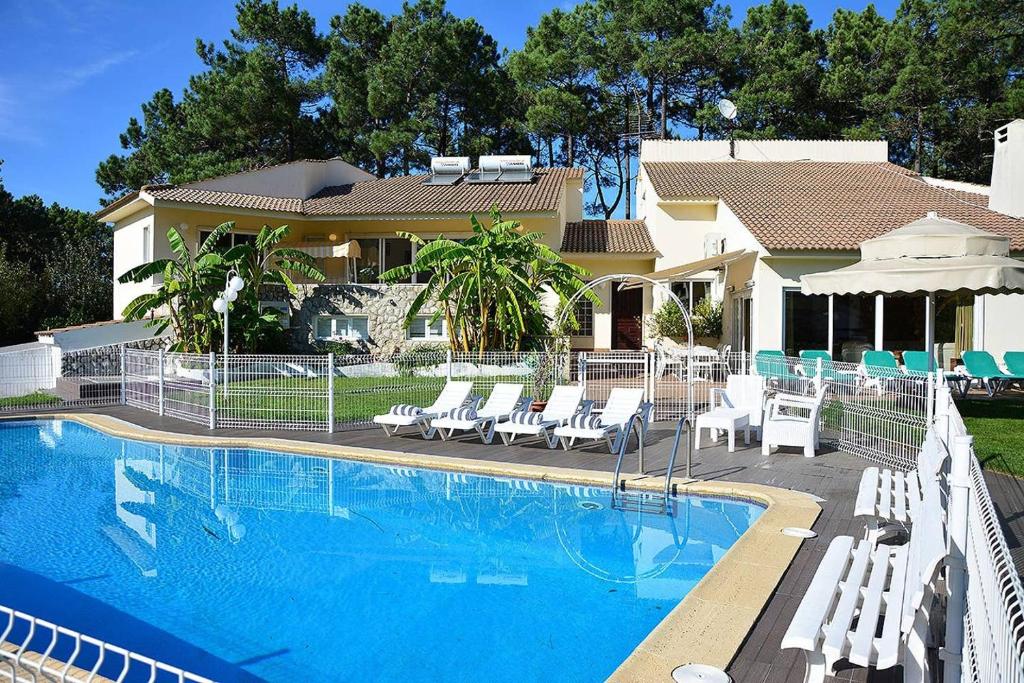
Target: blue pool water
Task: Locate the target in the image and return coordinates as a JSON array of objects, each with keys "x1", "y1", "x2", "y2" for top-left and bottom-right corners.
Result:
[{"x1": 0, "y1": 420, "x2": 762, "y2": 682}]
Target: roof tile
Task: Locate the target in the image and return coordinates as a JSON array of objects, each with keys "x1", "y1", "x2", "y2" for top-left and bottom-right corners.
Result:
[
  {"x1": 644, "y1": 161, "x2": 1024, "y2": 251},
  {"x1": 561, "y1": 220, "x2": 656, "y2": 253},
  {"x1": 141, "y1": 168, "x2": 583, "y2": 218}
]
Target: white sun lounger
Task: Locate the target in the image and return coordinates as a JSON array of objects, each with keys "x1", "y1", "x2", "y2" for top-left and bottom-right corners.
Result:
[
  {"x1": 372, "y1": 381, "x2": 473, "y2": 438},
  {"x1": 493, "y1": 385, "x2": 586, "y2": 449},
  {"x1": 781, "y1": 476, "x2": 946, "y2": 683},
  {"x1": 553, "y1": 387, "x2": 647, "y2": 453},
  {"x1": 430, "y1": 383, "x2": 528, "y2": 444}
]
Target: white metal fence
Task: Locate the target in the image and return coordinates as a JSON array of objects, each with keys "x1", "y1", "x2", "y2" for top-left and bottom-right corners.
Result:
[
  {"x1": 0, "y1": 344, "x2": 124, "y2": 412},
  {"x1": 933, "y1": 391, "x2": 1024, "y2": 682},
  {"x1": 0, "y1": 604, "x2": 212, "y2": 682}
]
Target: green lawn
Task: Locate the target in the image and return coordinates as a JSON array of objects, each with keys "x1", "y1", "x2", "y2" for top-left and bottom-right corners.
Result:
[
  {"x1": 956, "y1": 398, "x2": 1024, "y2": 478},
  {"x1": 0, "y1": 391, "x2": 61, "y2": 409}
]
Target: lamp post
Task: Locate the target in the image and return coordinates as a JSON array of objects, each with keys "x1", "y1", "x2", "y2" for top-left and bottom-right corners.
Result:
[{"x1": 213, "y1": 269, "x2": 245, "y2": 396}]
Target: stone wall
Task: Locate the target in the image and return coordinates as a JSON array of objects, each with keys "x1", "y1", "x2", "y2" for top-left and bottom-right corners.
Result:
[{"x1": 282, "y1": 283, "x2": 441, "y2": 354}]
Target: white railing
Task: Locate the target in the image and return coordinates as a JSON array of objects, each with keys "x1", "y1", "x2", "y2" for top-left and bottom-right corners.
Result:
[
  {"x1": 935, "y1": 390, "x2": 1024, "y2": 683},
  {"x1": 0, "y1": 605, "x2": 212, "y2": 683},
  {"x1": 0, "y1": 345, "x2": 124, "y2": 412}
]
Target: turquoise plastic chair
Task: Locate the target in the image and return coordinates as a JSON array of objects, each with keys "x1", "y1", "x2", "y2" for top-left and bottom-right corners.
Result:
[
  {"x1": 963, "y1": 351, "x2": 1024, "y2": 396},
  {"x1": 903, "y1": 350, "x2": 970, "y2": 396},
  {"x1": 755, "y1": 350, "x2": 803, "y2": 385},
  {"x1": 1004, "y1": 351, "x2": 1024, "y2": 377},
  {"x1": 862, "y1": 350, "x2": 903, "y2": 380},
  {"x1": 798, "y1": 350, "x2": 839, "y2": 380}
]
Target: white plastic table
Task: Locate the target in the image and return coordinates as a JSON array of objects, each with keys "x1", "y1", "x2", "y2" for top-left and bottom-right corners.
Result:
[{"x1": 695, "y1": 408, "x2": 750, "y2": 453}]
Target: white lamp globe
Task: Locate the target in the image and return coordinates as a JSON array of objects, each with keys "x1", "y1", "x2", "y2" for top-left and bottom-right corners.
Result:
[
  {"x1": 229, "y1": 276, "x2": 245, "y2": 292},
  {"x1": 213, "y1": 297, "x2": 228, "y2": 314},
  {"x1": 224, "y1": 289, "x2": 238, "y2": 303}
]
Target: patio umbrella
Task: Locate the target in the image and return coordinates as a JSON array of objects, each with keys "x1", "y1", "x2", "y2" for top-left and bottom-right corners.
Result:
[{"x1": 800, "y1": 212, "x2": 1024, "y2": 370}]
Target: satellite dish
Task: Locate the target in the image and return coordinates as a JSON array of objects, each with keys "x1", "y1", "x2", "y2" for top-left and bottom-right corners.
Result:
[{"x1": 718, "y1": 99, "x2": 737, "y2": 121}]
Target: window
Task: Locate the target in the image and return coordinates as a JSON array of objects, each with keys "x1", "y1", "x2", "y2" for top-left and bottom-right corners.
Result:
[
  {"x1": 670, "y1": 279, "x2": 713, "y2": 313},
  {"x1": 574, "y1": 299, "x2": 594, "y2": 337},
  {"x1": 783, "y1": 288, "x2": 828, "y2": 356},
  {"x1": 142, "y1": 225, "x2": 151, "y2": 262},
  {"x1": 260, "y1": 301, "x2": 291, "y2": 328},
  {"x1": 833, "y1": 294, "x2": 876, "y2": 362},
  {"x1": 352, "y1": 237, "x2": 418, "y2": 283},
  {"x1": 315, "y1": 315, "x2": 369, "y2": 340},
  {"x1": 198, "y1": 228, "x2": 256, "y2": 252},
  {"x1": 407, "y1": 316, "x2": 446, "y2": 341}
]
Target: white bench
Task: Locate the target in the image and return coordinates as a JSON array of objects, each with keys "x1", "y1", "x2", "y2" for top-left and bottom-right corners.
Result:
[
  {"x1": 854, "y1": 429, "x2": 947, "y2": 541},
  {"x1": 781, "y1": 477, "x2": 947, "y2": 682}
]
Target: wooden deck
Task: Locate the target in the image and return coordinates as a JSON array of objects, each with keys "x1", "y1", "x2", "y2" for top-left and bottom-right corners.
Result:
[{"x1": 8, "y1": 404, "x2": 1023, "y2": 682}]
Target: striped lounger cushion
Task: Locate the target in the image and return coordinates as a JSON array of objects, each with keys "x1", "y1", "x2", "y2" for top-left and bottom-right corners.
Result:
[
  {"x1": 509, "y1": 410, "x2": 544, "y2": 425},
  {"x1": 567, "y1": 413, "x2": 603, "y2": 430},
  {"x1": 448, "y1": 406, "x2": 478, "y2": 421},
  {"x1": 389, "y1": 404, "x2": 423, "y2": 416}
]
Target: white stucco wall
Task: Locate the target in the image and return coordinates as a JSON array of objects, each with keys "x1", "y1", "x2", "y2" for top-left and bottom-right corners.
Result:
[
  {"x1": 976, "y1": 293, "x2": 1024, "y2": 360},
  {"x1": 112, "y1": 209, "x2": 156, "y2": 319}
]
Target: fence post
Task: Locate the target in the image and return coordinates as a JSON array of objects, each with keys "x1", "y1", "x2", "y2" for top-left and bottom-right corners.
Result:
[
  {"x1": 446, "y1": 349, "x2": 453, "y2": 382},
  {"x1": 577, "y1": 352, "x2": 587, "y2": 394},
  {"x1": 119, "y1": 345, "x2": 126, "y2": 405},
  {"x1": 926, "y1": 370, "x2": 935, "y2": 428},
  {"x1": 942, "y1": 434, "x2": 972, "y2": 683},
  {"x1": 327, "y1": 353, "x2": 335, "y2": 434},
  {"x1": 157, "y1": 348, "x2": 165, "y2": 416},
  {"x1": 208, "y1": 352, "x2": 216, "y2": 430},
  {"x1": 815, "y1": 356, "x2": 823, "y2": 393}
]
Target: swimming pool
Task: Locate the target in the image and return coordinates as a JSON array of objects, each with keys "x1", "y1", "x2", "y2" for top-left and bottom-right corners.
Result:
[{"x1": 0, "y1": 419, "x2": 763, "y2": 682}]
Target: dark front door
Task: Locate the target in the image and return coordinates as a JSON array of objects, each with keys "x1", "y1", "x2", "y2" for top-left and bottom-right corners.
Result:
[{"x1": 612, "y1": 285, "x2": 643, "y2": 349}]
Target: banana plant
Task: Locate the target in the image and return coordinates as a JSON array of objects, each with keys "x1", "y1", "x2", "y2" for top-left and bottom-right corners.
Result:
[
  {"x1": 381, "y1": 208, "x2": 599, "y2": 355},
  {"x1": 118, "y1": 222, "x2": 232, "y2": 352}
]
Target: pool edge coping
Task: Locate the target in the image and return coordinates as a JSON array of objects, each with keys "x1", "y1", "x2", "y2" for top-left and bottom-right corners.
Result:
[{"x1": 4, "y1": 412, "x2": 822, "y2": 679}]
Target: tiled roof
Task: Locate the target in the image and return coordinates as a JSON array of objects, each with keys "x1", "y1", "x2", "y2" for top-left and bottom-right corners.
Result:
[
  {"x1": 303, "y1": 168, "x2": 581, "y2": 215},
  {"x1": 644, "y1": 161, "x2": 1024, "y2": 251},
  {"x1": 147, "y1": 186, "x2": 303, "y2": 213},
  {"x1": 561, "y1": 220, "x2": 656, "y2": 254},
  {"x1": 136, "y1": 168, "x2": 583, "y2": 218}
]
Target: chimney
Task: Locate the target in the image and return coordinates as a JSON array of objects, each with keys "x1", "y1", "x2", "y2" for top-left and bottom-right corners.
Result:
[{"x1": 989, "y1": 119, "x2": 1024, "y2": 218}]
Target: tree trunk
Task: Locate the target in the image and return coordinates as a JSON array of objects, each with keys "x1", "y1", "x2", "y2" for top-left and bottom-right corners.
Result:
[
  {"x1": 659, "y1": 82, "x2": 668, "y2": 139},
  {"x1": 624, "y1": 105, "x2": 632, "y2": 220},
  {"x1": 547, "y1": 137, "x2": 555, "y2": 166},
  {"x1": 566, "y1": 133, "x2": 574, "y2": 167},
  {"x1": 914, "y1": 107, "x2": 924, "y2": 174}
]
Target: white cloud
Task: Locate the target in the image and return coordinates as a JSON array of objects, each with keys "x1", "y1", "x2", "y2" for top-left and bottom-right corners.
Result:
[{"x1": 0, "y1": 50, "x2": 138, "y2": 144}]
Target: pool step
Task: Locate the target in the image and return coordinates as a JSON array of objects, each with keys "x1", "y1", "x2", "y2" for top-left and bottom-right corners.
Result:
[{"x1": 611, "y1": 489, "x2": 669, "y2": 514}]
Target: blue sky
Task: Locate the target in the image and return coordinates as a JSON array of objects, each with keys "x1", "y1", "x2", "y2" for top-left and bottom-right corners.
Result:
[{"x1": 0, "y1": 0, "x2": 899, "y2": 212}]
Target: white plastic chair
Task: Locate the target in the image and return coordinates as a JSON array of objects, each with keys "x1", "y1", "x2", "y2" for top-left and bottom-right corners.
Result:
[
  {"x1": 760, "y1": 385, "x2": 828, "y2": 458},
  {"x1": 430, "y1": 383, "x2": 526, "y2": 444},
  {"x1": 372, "y1": 381, "x2": 473, "y2": 438},
  {"x1": 695, "y1": 374, "x2": 767, "y2": 452},
  {"x1": 494, "y1": 385, "x2": 585, "y2": 448},
  {"x1": 553, "y1": 387, "x2": 646, "y2": 453}
]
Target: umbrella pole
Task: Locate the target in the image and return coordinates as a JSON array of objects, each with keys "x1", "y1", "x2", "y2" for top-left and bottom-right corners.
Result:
[{"x1": 925, "y1": 293, "x2": 936, "y2": 371}]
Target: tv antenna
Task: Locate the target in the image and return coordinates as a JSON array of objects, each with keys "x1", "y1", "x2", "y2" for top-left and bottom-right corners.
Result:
[
  {"x1": 718, "y1": 99, "x2": 738, "y2": 158},
  {"x1": 618, "y1": 87, "x2": 660, "y2": 218}
]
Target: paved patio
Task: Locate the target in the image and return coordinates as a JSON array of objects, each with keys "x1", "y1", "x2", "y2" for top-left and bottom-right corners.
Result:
[{"x1": 8, "y1": 404, "x2": 1023, "y2": 682}]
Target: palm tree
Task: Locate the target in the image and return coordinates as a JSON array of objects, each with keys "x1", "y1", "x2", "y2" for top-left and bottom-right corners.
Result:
[
  {"x1": 381, "y1": 208, "x2": 598, "y2": 354},
  {"x1": 118, "y1": 223, "x2": 232, "y2": 352}
]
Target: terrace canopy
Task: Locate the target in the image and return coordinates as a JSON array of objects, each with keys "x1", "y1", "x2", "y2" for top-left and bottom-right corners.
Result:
[{"x1": 801, "y1": 213, "x2": 1024, "y2": 368}]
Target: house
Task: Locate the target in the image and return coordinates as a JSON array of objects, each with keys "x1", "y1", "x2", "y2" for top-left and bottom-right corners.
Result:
[
  {"x1": 97, "y1": 121, "x2": 1024, "y2": 361},
  {"x1": 633, "y1": 120, "x2": 1024, "y2": 364},
  {"x1": 96, "y1": 156, "x2": 652, "y2": 352}
]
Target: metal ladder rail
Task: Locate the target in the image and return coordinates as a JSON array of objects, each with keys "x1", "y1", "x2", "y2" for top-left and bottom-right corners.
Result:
[{"x1": 663, "y1": 415, "x2": 694, "y2": 500}]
